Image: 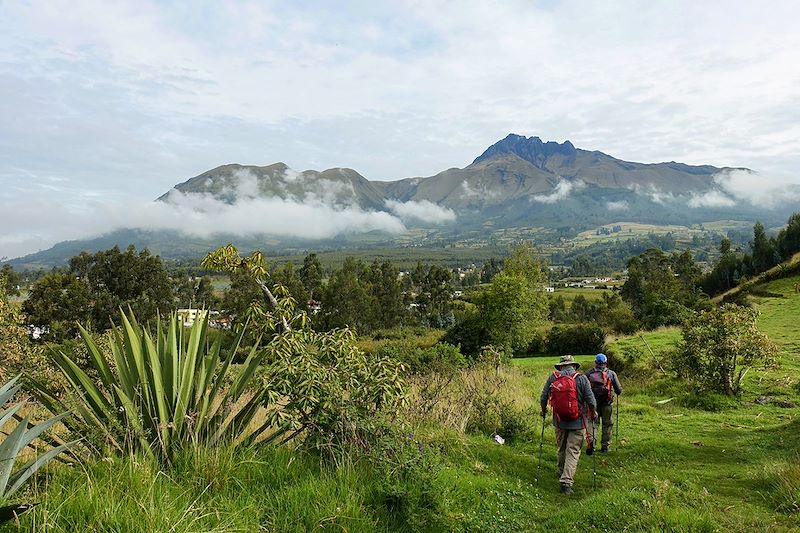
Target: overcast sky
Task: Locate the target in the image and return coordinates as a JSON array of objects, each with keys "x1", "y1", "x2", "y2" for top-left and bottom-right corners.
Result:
[{"x1": 2, "y1": 1, "x2": 799, "y2": 259}]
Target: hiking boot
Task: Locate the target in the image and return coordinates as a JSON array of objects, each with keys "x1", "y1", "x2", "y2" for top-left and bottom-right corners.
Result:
[
  {"x1": 600, "y1": 446, "x2": 609, "y2": 454},
  {"x1": 560, "y1": 483, "x2": 574, "y2": 495},
  {"x1": 586, "y1": 446, "x2": 594, "y2": 456}
]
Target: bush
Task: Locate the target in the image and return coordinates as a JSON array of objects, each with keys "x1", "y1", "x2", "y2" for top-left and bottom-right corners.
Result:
[
  {"x1": 546, "y1": 323, "x2": 606, "y2": 355},
  {"x1": 441, "y1": 311, "x2": 490, "y2": 360},
  {"x1": 673, "y1": 304, "x2": 778, "y2": 396},
  {"x1": 374, "y1": 342, "x2": 467, "y2": 375},
  {"x1": 32, "y1": 311, "x2": 270, "y2": 464}
]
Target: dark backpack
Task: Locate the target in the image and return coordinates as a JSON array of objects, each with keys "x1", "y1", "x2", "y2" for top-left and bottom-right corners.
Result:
[
  {"x1": 588, "y1": 368, "x2": 613, "y2": 405},
  {"x1": 549, "y1": 371, "x2": 582, "y2": 422}
]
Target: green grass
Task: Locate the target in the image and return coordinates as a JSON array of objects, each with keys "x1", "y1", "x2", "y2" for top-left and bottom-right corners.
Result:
[{"x1": 6, "y1": 276, "x2": 800, "y2": 532}]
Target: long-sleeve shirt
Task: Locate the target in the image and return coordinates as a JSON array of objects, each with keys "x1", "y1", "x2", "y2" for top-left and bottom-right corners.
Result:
[{"x1": 540, "y1": 366, "x2": 597, "y2": 430}]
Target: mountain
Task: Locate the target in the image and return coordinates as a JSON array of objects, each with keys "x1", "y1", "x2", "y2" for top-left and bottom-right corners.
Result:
[{"x1": 7, "y1": 134, "x2": 789, "y2": 268}]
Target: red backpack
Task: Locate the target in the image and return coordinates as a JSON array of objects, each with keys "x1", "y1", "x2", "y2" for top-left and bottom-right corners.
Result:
[
  {"x1": 588, "y1": 369, "x2": 613, "y2": 405},
  {"x1": 549, "y1": 371, "x2": 582, "y2": 422}
]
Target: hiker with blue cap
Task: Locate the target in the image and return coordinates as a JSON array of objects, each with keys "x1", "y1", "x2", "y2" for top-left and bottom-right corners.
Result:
[{"x1": 585, "y1": 353, "x2": 622, "y2": 454}]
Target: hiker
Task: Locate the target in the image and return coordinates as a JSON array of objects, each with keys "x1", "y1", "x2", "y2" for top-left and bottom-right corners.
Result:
[
  {"x1": 585, "y1": 353, "x2": 623, "y2": 455},
  {"x1": 540, "y1": 354, "x2": 597, "y2": 495}
]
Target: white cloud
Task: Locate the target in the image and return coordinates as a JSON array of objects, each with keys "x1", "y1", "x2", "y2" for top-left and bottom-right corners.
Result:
[
  {"x1": 711, "y1": 169, "x2": 800, "y2": 208},
  {"x1": 0, "y1": 186, "x2": 409, "y2": 260},
  {"x1": 531, "y1": 179, "x2": 584, "y2": 204},
  {"x1": 385, "y1": 199, "x2": 456, "y2": 223},
  {"x1": 606, "y1": 200, "x2": 629, "y2": 211},
  {"x1": 687, "y1": 190, "x2": 737, "y2": 208},
  {"x1": 459, "y1": 181, "x2": 500, "y2": 200}
]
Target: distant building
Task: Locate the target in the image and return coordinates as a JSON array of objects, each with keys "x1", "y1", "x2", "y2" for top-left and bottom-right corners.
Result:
[
  {"x1": 177, "y1": 308, "x2": 212, "y2": 327},
  {"x1": 544, "y1": 286, "x2": 555, "y2": 293}
]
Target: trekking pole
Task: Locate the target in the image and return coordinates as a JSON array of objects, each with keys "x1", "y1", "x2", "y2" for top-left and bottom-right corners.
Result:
[
  {"x1": 536, "y1": 414, "x2": 546, "y2": 486},
  {"x1": 615, "y1": 396, "x2": 620, "y2": 442},
  {"x1": 592, "y1": 416, "x2": 597, "y2": 491}
]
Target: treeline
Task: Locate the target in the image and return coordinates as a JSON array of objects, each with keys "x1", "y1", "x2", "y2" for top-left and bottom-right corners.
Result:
[
  {"x1": 13, "y1": 246, "x2": 516, "y2": 342},
  {"x1": 703, "y1": 214, "x2": 800, "y2": 294},
  {"x1": 618, "y1": 211, "x2": 800, "y2": 329}
]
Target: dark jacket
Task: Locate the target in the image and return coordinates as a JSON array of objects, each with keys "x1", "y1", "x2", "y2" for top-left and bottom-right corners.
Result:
[{"x1": 540, "y1": 366, "x2": 597, "y2": 430}]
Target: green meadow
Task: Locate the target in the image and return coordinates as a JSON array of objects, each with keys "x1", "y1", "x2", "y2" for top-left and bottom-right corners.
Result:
[{"x1": 3, "y1": 275, "x2": 799, "y2": 532}]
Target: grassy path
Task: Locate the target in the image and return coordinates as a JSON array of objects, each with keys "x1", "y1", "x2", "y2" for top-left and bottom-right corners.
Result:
[{"x1": 440, "y1": 277, "x2": 800, "y2": 531}]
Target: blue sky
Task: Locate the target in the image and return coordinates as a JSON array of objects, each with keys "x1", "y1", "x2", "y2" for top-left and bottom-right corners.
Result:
[{"x1": 2, "y1": 1, "x2": 799, "y2": 258}]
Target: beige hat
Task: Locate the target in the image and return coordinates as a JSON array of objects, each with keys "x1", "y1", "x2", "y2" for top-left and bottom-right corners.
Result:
[{"x1": 554, "y1": 354, "x2": 581, "y2": 369}]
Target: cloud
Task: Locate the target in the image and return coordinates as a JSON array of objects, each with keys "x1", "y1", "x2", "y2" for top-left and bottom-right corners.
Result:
[
  {"x1": 531, "y1": 179, "x2": 584, "y2": 204},
  {"x1": 459, "y1": 181, "x2": 500, "y2": 200},
  {"x1": 711, "y1": 169, "x2": 800, "y2": 208},
  {"x1": 687, "y1": 190, "x2": 737, "y2": 208},
  {"x1": 606, "y1": 200, "x2": 629, "y2": 211},
  {"x1": 385, "y1": 199, "x2": 456, "y2": 223},
  {"x1": 0, "y1": 177, "x2": 412, "y2": 259}
]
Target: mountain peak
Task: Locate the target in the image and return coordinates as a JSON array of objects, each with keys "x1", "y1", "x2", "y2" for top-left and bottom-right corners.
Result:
[{"x1": 472, "y1": 134, "x2": 577, "y2": 167}]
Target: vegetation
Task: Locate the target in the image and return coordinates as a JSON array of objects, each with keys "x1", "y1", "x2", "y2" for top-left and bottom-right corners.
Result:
[
  {"x1": 5, "y1": 225, "x2": 800, "y2": 531},
  {"x1": 23, "y1": 246, "x2": 174, "y2": 341},
  {"x1": 674, "y1": 304, "x2": 778, "y2": 395},
  {"x1": 32, "y1": 312, "x2": 268, "y2": 464},
  {"x1": 0, "y1": 376, "x2": 73, "y2": 506}
]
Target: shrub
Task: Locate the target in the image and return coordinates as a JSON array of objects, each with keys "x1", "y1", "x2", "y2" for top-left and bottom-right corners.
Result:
[
  {"x1": 673, "y1": 304, "x2": 778, "y2": 396},
  {"x1": 546, "y1": 323, "x2": 606, "y2": 355},
  {"x1": 32, "y1": 311, "x2": 269, "y2": 464},
  {"x1": 374, "y1": 342, "x2": 467, "y2": 375},
  {"x1": 0, "y1": 375, "x2": 75, "y2": 506}
]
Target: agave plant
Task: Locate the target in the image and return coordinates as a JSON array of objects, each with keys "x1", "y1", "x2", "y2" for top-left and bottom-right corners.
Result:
[
  {"x1": 33, "y1": 311, "x2": 272, "y2": 464},
  {"x1": 0, "y1": 375, "x2": 73, "y2": 505}
]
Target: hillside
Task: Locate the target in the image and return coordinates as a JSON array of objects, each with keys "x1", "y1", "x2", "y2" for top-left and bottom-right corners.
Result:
[{"x1": 7, "y1": 134, "x2": 794, "y2": 267}]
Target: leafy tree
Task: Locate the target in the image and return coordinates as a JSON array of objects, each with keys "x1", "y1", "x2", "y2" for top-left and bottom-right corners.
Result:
[
  {"x1": 475, "y1": 245, "x2": 548, "y2": 355},
  {"x1": 202, "y1": 245, "x2": 407, "y2": 454},
  {"x1": 674, "y1": 304, "x2": 777, "y2": 396},
  {"x1": 299, "y1": 253, "x2": 323, "y2": 300},
  {"x1": 318, "y1": 257, "x2": 375, "y2": 332},
  {"x1": 481, "y1": 257, "x2": 502, "y2": 283},
  {"x1": 416, "y1": 265, "x2": 454, "y2": 328},
  {"x1": 364, "y1": 260, "x2": 407, "y2": 330},
  {"x1": 621, "y1": 248, "x2": 698, "y2": 328},
  {"x1": 750, "y1": 221, "x2": 777, "y2": 274},
  {"x1": 23, "y1": 246, "x2": 174, "y2": 340},
  {"x1": 0, "y1": 283, "x2": 51, "y2": 382},
  {"x1": 271, "y1": 262, "x2": 308, "y2": 309},
  {"x1": 221, "y1": 269, "x2": 264, "y2": 331},
  {"x1": 1, "y1": 265, "x2": 20, "y2": 296},
  {"x1": 776, "y1": 212, "x2": 800, "y2": 260}
]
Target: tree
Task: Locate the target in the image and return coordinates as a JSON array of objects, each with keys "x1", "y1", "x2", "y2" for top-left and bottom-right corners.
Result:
[
  {"x1": 318, "y1": 257, "x2": 375, "y2": 332},
  {"x1": 364, "y1": 260, "x2": 407, "y2": 330},
  {"x1": 674, "y1": 304, "x2": 777, "y2": 396},
  {"x1": 299, "y1": 253, "x2": 323, "y2": 300},
  {"x1": 476, "y1": 245, "x2": 548, "y2": 355},
  {"x1": 750, "y1": 221, "x2": 777, "y2": 274},
  {"x1": 23, "y1": 246, "x2": 174, "y2": 340},
  {"x1": 621, "y1": 248, "x2": 698, "y2": 328},
  {"x1": 776, "y1": 212, "x2": 800, "y2": 260},
  {"x1": 1, "y1": 265, "x2": 20, "y2": 296}
]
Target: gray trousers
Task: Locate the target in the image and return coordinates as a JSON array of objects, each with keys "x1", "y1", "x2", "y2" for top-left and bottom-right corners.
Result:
[
  {"x1": 555, "y1": 427, "x2": 585, "y2": 486},
  {"x1": 594, "y1": 404, "x2": 613, "y2": 448}
]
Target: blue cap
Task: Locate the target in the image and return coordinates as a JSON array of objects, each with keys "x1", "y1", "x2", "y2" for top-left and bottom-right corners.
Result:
[{"x1": 595, "y1": 353, "x2": 607, "y2": 364}]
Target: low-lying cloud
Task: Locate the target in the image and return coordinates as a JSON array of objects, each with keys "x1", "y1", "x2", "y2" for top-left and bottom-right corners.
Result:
[
  {"x1": 711, "y1": 169, "x2": 800, "y2": 208},
  {"x1": 1, "y1": 170, "x2": 459, "y2": 259},
  {"x1": 531, "y1": 179, "x2": 584, "y2": 204},
  {"x1": 385, "y1": 199, "x2": 456, "y2": 223},
  {"x1": 606, "y1": 200, "x2": 629, "y2": 211}
]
